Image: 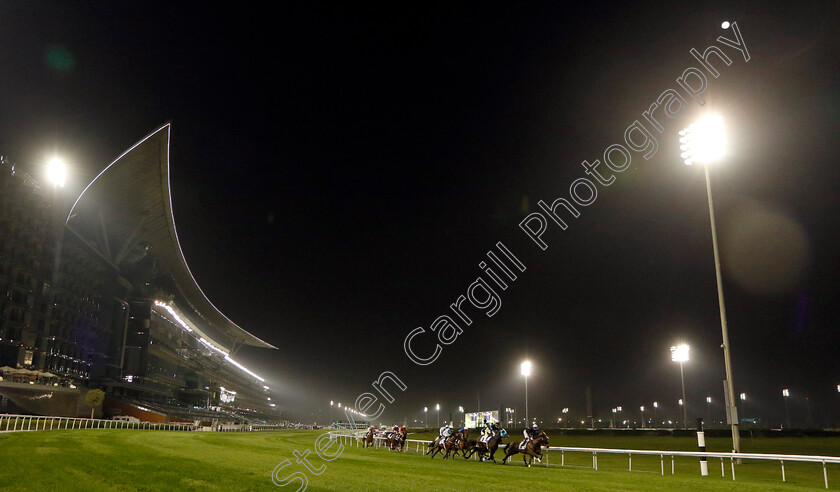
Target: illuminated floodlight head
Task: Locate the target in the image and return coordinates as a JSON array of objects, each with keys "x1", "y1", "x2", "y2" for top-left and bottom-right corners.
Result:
[
  {"x1": 640, "y1": 406, "x2": 645, "y2": 412},
  {"x1": 521, "y1": 360, "x2": 532, "y2": 377},
  {"x1": 424, "y1": 406, "x2": 427, "y2": 412},
  {"x1": 670, "y1": 344, "x2": 690, "y2": 362},
  {"x1": 679, "y1": 398, "x2": 684, "y2": 406},
  {"x1": 653, "y1": 401, "x2": 658, "y2": 408},
  {"x1": 706, "y1": 396, "x2": 712, "y2": 403},
  {"x1": 616, "y1": 406, "x2": 621, "y2": 412},
  {"x1": 721, "y1": 21, "x2": 731, "y2": 29},
  {"x1": 458, "y1": 406, "x2": 464, "y2": 412},
  {"x1": 46, "y1": 156, "x2": 67, "y2": 188},
  {"x1": 837, "y1": 384, "x2": 840, "y2": 393},
  {"x1": 330, "y1": 400, "x2": 334, "y2": 406},
  {"x1": 679, "y1": 114, "x2": 725, "y2": 166},
  {"x1": 740, "y1": 393, "x2": 746, "y2": 401},
  {"x1": 782, "y1": 388, "x2": 790, "y2": 397},
  {"x1": 436, "y1": 403, "x2": 440, "y2": 411},
  {"x1": 337, "y1": 402, "x2": 341, "y2": 408}
]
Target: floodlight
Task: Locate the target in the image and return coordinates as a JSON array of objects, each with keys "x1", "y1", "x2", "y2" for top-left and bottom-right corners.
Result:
[
  {"x1": 670, "y1": 344, "x2": 690, "y2": 362},
  {"x1": 46, "y1": 157, "x2": 66, "y2": 188},
  {"x1": 679, "y1": 114, "x2": 725, "y2": 165}
]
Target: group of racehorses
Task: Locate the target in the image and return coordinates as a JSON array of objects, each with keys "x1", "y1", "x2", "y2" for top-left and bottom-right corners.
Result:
[{"x1": 363, "y1": 427, "x2": 550, "y2": 467}]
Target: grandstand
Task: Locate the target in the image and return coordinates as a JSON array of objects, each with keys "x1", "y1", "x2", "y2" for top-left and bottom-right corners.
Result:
[{"x1": 0, "y1": 124, "x2": 279, "y2": 423}]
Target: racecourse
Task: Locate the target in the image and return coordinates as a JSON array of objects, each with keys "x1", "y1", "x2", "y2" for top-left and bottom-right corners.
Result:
[{"x1": 0, "y1": 429, "x2": 839, "y2": 491}]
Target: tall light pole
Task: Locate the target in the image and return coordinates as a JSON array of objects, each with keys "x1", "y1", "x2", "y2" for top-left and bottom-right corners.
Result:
[
  {"x1": 640, "y1": 406, "x2": 645, "y2": 428},
  {"x1": 562, "y1": 407, "x2": 569, "y2": 429},
  {"x1": 458, "y1": 406, "x2": 464, "y2": 427},
  {"x1": 44, "y1": 156, "x2": 67, "y2": 353},
  {"x1": 653, "y1": 402, "x2": 658, "y2": 427},
  {"x1": 671, "y1": 344, "x2": 690, "y2": 430},
  {"x1": 521, "y1": 360, "x2": 531, "y2": 426},
  {"x1": 679, "y1": 114, "x2": 740, "y2": 453},
  {"x1": 706, "y1": 396, "x2": 712, "y2": 426},
  {"x1": 436, "y1": 403, "x2": 440, "y2": 428},
  {"x1": 330, "y1": 401, "x2": 334, "y2": 423},
  {"x1": 739, "y1": 393, "x2": 747, "y2": 426},
  {"x1": 423, "y1": 406, "x2": 427, "y2": 427},
  {"x1": 782, "y1": 389, "x2": 790, "y2": 428}
]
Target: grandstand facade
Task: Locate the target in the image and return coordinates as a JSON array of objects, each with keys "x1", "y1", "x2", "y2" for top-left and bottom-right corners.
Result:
[{"x1": 0, "y1": 124, "x2": 279, "y2": 423}]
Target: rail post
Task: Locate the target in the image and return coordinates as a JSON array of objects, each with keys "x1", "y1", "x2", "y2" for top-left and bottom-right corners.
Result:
[{"x1": 697, "y1": 418, "x2": 708, "y2": 476}]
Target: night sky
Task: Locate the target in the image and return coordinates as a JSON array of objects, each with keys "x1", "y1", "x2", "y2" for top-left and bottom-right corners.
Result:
[{"x1": 1, "y1": 2, "x2": 838, "y2": 427}]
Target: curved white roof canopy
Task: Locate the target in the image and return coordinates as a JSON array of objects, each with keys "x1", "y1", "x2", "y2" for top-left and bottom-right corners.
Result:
[{"x1": 66, "y1": 123, "x2": 276, "y2": 350}]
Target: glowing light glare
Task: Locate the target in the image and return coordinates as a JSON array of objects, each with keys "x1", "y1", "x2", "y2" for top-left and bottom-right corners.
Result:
[
  {"x1": 740, "y1": 393, "x2": 746, "y2": 401},
  {"x1": 424, "y1": 407, "x2": 427, "y2": 412},
  {"x1": 679, "y1": 115, "x2": 725, "y2": 165},
  {"x1": 330, "y1": 401, "x2": 334, "y2": 406},
  {"x1": 670, "y1": 344, "x2": 690, "y2": 363},
  {"x1": 154, "y1": 300, "x2": 193, "y2": 333},
  {"x1": 782, "y1": 388, "x2": 790, "y2": 397},
  {"x1": 338, "y1": 403, "x2": 341, "y2": 408},
  {"x1": 707, "y1": 396, "x2": 712, "y2": 403},
  {"x1": 640, "y1": 406, "x2": 645, "y2": 412},
  {"x1": 521, "y1": 360, "x2": 532, "y2": 377},
  {"x1": 436, "y1": 404, "x2": 440, "y2": 411},
  {"x1": 679, "y1": 399, "x2": 684, "y2": 406},
  {"x1": 46, "y1": 157, "x2": 66, "y2": 188},
  {"x1": 458, "y1": 406, "x2": 464, "y2": 412},
  {"x1": 721, "y1": 21, "x2": 731, "y2": 29},
  {"x1": 653, "y1": 402, "x2": 658, "y2": 408},
  {"x1": 224, "y1": 354, "x2": 265, "y2": 382}
]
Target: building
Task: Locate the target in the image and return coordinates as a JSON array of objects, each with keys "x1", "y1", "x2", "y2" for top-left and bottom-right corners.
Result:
[{"x1": 0, "y1": 124, "x2": 279, "y2": 423}]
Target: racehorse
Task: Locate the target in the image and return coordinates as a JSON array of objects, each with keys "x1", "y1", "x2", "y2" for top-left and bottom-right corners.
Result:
[
  {"x1": 363, "y1": 428, "x2": 376, "y2": 448},
  {"x1": 387, "y1": 429, "x2": 407, "y2": 451},
  {"x1": 429, "y1": 429, "x2": 470, "y2": 459},
  {"x1": 501, "y1": 431, "x2": 549, "y2": 467},
  {"x1": 426, "y1": 428, "x2": 458, "y2": 455},
  {"x1": 465, "y1": 429, "x2": 506, "y2": 462}
]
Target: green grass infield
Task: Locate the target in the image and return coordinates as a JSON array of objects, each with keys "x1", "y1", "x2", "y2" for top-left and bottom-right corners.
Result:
[{"x1": 1, "y1": 429, "x2": 838, "y2": 491}]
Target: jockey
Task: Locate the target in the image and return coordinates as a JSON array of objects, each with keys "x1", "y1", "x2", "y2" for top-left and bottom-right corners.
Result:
[
  {"x1": 480, "y1": 420, "x2": 496, "y2": 442},
  {"x1": 399, "y1": 425, "x2": 407, "y2": 436},
  {"x1": 367, "y1": 424, "x2": 375, "y2": 434},
  {"x1": 521, "y1": 423, "x2": 539, "y2": 448}
]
